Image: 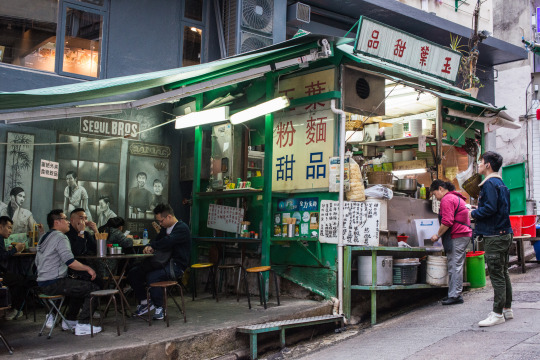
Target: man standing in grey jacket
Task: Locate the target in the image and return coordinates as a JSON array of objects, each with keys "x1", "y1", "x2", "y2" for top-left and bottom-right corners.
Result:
[{"x1": 36, "y1": 209, "x2": 101, "y2": 336}]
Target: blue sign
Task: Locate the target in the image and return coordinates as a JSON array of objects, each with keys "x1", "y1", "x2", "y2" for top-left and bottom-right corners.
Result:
[
  {"x1": 277, "y1": 197, "x2": 319, "y2": 212},
  {"x1": 278, "y1": 198, "x2": 299, "y2": 211},
  {"x1": 299, "y1": 197, "x2": 318, "y2": 211}
]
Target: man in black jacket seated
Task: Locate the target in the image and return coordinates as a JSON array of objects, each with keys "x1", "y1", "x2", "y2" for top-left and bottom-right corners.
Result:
[
  {"x1": 128, "y1": 203, "x2": 191, "y2": 320},
  {"x1": 66, "y1": 208, "x2": 103, "y2": 289}
]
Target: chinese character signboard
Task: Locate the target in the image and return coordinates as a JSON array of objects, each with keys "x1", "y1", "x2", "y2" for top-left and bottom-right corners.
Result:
[
  {"x1": 273, "y1": 69, "x2": 336, "y2": 191},
  {"x1": 40, "y1": 159, "x2": 59, "y2": 179},
  {"x1": 319, "y1": 200, "x2": 380, "y2": 245},
  {"x1": 354, "y1": 17, "x2": 461, "y2": 83},
  {"x1": 207, "y1": 204, "x2": 244, "y2": 234}
]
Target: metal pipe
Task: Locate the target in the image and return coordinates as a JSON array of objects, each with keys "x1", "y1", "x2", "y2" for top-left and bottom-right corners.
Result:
[{"x1": 330, "y1": 98, "x2": 346, "y2": 315}]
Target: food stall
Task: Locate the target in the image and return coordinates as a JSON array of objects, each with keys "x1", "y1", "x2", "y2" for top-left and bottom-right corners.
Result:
[{"x1": 179, "y1": 17, "x2": 520, "y2": 321}]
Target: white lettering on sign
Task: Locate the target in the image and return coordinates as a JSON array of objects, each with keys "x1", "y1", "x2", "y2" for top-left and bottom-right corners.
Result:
[
  {"x1": 319, "y1": 200, "x2": 380, "y2": 245},
  {"x1": 80, "y1": 116, "x2": 140, "y2": 139},
  {"x1": 355, "y1": 17, "x2": 461, "y2": 83}
]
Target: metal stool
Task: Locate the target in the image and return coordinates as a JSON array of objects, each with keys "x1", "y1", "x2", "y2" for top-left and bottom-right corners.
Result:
[
  {"x1": 89, "y1": 289, "x2": 124, "y2": 337},
  {"x1": 216, "y1": 263, "x2": 245, "y2": 302},
  {"x1": 190, "y1": 263, "x2": 216, "y2": 300},
  {"x1": 38, "y1": 294, "x2": 72, "y2": 339},
  {"x1": 146, "y1": 280, "x2": 187, "y2": 327},
  {"x1": 243, "y1": 266, "x2": 280, "y2": 310}
]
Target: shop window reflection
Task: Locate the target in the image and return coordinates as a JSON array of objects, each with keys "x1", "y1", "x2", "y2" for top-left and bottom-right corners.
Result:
[
  {"x1": 62, "y1": 8, "x2": 102, "y2": 78},
  {"x1": 183, "y1": 26, "x2": 202, "y2": 67}
]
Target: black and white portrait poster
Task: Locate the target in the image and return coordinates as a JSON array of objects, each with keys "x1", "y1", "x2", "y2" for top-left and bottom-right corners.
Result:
[{"x1": 4, "y1": 132, "x2": 35, "y2": 208}]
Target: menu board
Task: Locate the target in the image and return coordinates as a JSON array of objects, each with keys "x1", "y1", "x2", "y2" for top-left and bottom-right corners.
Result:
[
  {"x1": 319, "y1": 200, "x2": 380, "y2": 245},
  {"x1": 207, "y1": 204, "x2": 244, "y2": 234}
]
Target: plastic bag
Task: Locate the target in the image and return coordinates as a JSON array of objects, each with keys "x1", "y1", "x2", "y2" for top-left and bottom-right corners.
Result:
[
  {"x1": 346, "y1": 157, "x2": 365, "y2": 201},
  {"x1": 456, "y1": 161, "x2": 474, "y2": 188},
  {"x1": 364, "y1": 185, "x2": 393, "y2": 200}
]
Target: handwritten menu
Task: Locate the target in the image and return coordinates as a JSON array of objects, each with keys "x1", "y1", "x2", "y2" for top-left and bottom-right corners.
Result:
[
  {"x1": 319, "y1": 200, "x2": 380, "y2": 245},
  {"x1": 207, "y1": 204, "x2": 244, "y2": 234}
]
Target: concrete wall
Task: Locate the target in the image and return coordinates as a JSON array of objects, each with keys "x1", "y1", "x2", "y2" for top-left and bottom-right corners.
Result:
[{"x1": 399, "y1": 0, "x2": 493, "y2": 33}]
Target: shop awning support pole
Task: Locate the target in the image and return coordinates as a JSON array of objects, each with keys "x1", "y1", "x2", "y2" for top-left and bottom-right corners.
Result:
[
  {"x1": 436, "y1": 97, "x2": 443, "y2": 179},
  {"x1": 331, "y1": 98, "x2": 346, "y2": 315}
]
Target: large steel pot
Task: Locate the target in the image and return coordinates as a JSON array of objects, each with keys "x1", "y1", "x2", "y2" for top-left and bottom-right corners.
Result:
[{"x1": 395, "y1": 178, "x2": 417, "y2": 191}]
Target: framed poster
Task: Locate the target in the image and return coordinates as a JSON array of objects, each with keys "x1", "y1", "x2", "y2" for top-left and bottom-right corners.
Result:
[
  {"x1": 4, "y1": 132, "x2": 35, "y2": 208},
  {"x1": 125, "y1": 143, "x2": 171, "y2": 237}
]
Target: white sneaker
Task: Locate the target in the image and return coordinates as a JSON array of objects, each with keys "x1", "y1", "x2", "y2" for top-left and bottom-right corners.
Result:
[
  {"x1": 4, "y1": 309, "x2": 18, "y2": 320},
  {"x1": 45, "y1": 314, "x2": 55, "y2": 329},
  {"x1": 62, "y1": 319, "x2": 78, "y2": 331},
  {"x1": 503, "y1": 308, "x2": 514, "y2": 320},
  {"x1": 74, "y1": 323, "x2": 102, "y2": 336},
  {"x1": 478, "y1": 312, "x2": 505, "y2": 327}
]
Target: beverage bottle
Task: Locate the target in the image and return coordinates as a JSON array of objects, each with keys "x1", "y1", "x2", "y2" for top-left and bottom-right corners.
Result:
[
  {"x1": 419, "y1": 184, "x2": 426, "y2": 200},
  {"x1": 143, "y1": 229, "x2": 149, "y2": 244}
]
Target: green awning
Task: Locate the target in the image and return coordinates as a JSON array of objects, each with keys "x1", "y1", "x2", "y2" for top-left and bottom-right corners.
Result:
[{"x1": 0, "y1": 38, "x2": 320, "y2": 111}]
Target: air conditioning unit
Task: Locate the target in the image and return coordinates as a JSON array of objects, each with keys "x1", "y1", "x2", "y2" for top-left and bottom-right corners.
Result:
[
  {"x1": 342, "y1": 66, "x2": 386, "y2": 116},
  {"x1": 287, "y1": 2, "x2": 311, "y2": 26},
  {"x1": 223, "y1": 0, "x2": 276, "y2": 55}
]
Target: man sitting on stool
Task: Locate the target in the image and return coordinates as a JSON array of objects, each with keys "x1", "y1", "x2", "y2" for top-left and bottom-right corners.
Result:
[
  {"x1": 128, "y1": 203, "x2": 191, "y2": 320},
  {"x1": 36, "y1": 209, "x2": 101, "y2": 336},
  {"x1": 0, "y1": 216, "x2": 34, "y2": 320}
]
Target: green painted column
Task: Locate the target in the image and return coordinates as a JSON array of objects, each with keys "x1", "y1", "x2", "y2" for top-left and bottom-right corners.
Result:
[
  {"x1": 262, "y1": 73, "x2": 275, "y2": 298},
  {"x1": 191, "y1": 94, "x2": 203, "y2": 264}
]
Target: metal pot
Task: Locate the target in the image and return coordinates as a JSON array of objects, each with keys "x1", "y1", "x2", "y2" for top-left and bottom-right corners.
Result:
[{"x1": 395, "y1": 178, "x2": 417, "y2": 191}]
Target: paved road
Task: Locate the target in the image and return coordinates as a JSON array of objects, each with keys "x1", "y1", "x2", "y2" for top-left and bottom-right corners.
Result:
[{"x1": 289, "y1": 264, "x2": 540, "y2": 360}]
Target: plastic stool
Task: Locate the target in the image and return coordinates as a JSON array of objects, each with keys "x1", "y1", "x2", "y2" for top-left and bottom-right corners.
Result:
[
  {"x1": 146, "y1": 280, "x2": 186, "y2": 327},
  {"x1": 243, "y1": 266, "x2": 280, "y2": 310},
  {"x1": 190, "y1": 263, "x2": 216, "y2": 300},
  {"x1": 89, "y1": 289, "x2": 124, "y2": 337},
  {"x1": 38, "y1": 294, "x2": 71, "y2": 339}
]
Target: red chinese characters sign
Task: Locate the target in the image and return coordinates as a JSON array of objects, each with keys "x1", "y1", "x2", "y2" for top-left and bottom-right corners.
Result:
[{"x1": 355, "y1": 17, "x2": 461, "y2": 83}]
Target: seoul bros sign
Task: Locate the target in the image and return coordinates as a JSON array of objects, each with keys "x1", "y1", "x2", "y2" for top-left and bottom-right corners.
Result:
[{"x1": 354, "y1": 17, "x2": 462, "y2": 84}]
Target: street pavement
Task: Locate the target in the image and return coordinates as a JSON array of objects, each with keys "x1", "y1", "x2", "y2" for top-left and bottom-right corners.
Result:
[{"x1": 276, "y1": 262, "x2": 540, "y2": 360}]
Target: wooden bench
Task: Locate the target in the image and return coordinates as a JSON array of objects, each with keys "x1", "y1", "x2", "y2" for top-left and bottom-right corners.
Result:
[{"x1": 237, "y1": 314, "x2": 343, "y2": 360}]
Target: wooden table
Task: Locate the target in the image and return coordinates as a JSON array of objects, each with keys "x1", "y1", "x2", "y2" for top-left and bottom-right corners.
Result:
[
  {"x1": 77, "y1": 254, "x2": 153, "y2": 315},
  {"x1": 513, "y1": 235, "x2": 540, "y2": 273}
]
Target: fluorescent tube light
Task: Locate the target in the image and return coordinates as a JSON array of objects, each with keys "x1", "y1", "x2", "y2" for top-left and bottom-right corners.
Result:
[
  {"x1": 174, "y1": 106, "x2": 229, "y2": 129},
  {"x1": 392, "y1": 169, "x2": 427, "y2": 176},
  {"x1": 229, "y1": 96, "x2": 289, "y2": 124}
]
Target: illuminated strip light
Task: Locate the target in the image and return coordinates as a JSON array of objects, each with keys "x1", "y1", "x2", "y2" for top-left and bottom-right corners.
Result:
[
  {"x1": 392, "y1": 169, "x2": 427, "y2": 176},
  {"x1": 174, "y1": 106, "x2": 229, "y2": 129},
  {"x1": 229, "y1": 96, "x2": 290, "y2": 124}
]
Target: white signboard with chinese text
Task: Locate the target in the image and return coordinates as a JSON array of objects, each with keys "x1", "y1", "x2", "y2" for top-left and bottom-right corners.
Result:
[
  {"x1": 329, "y1": 156, "x2": 350, "y2": 192},
  {"x1": 355, "y1": 17, "x2": 461, "y2": 83},
  {"x1": 40, "y1": 159, "x2": 59, "y2": 179},
  {"x1": 319, "y1": 200, "x2": 380, "y2": 245},
  {"x1": 272, "y1": 69, "x2": 336, "y2": 191},
  {"x1": 207, "y1": 204, "x2": 244, "y2": 234}
]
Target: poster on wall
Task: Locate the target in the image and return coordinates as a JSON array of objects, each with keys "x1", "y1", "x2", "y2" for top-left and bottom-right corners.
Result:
[
  {"x1": 125, "y1": 143, "x2": 171, "y2": 236},
  {"x1": 319, "y1": 200, "x2": 380, "y2": 245},
  {"x1": 2, "y1": 132, "x2": 36, "y2": 236}
]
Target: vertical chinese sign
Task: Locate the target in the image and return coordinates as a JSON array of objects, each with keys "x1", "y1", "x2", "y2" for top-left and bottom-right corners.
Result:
[
  {"x1": 354, "y1": 17, "x2": 461, "y2": 83},
  {"x1": 272, "y1": 69, "x2": 336, "y2": 191}
]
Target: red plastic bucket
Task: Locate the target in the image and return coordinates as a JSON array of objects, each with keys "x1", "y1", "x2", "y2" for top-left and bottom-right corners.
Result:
[
  {"x1": 521, "y1": 215, "x2": 537, "y2": 237},
  {"x1": 510, "y1": 216, "x2": 522, "y2": 236}
]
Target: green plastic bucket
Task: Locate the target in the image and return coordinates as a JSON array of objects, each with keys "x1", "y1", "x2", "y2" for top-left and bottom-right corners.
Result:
[{"x1": 466, "y1": 251, "x2": 486, "y2": 288}]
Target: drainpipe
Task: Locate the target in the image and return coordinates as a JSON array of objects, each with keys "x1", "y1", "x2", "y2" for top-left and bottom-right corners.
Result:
[{"x1": 330, "y1": 98, "x2": 346, "y2": 315}]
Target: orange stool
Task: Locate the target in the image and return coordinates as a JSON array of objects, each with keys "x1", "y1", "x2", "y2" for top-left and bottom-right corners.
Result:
[
  {"x1": 190, "y1": 263, "x2": 216, "y2": 301},
  {"x1": 243, "y1": 266, "x2": 280, "y2": 309},
  {"x1": 146, "y1": 280, "x2": 186, "y2": 327}
]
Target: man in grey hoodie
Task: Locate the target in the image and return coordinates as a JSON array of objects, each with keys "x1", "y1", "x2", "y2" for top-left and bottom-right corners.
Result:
[{"x1": 36, "y1": 209, "x2": 102, "y2": 336}]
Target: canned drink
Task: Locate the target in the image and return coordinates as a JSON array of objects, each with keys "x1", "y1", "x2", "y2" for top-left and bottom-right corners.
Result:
[{"x1": 246, "y1": 181, "x2": 251, "y2": 188}]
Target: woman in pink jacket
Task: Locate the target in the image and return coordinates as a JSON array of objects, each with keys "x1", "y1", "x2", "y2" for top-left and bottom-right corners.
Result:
[{"x1": 430, "y1": 180, "x2": 472, "y2": 305}]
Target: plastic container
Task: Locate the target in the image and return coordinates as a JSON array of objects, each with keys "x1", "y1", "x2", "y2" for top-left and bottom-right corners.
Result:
[
  {"x1": 393, "y1": 263, "x2": 419, "y2": 285},
  {"x1": 533, "y1": 241, "x2": 540, "y2": 261},
  {"x1": 521, "y1": 215, "x2": 537, "y2": 237},
  {"x1": 509, "y1": 216, "x2": 522, "y2": 236},
  {"x1": 466, "y1": 251, "x2": 486, "y2": 288},
  {"x1": 142, "y1": 229, "x2": 149, "y2": 245},
  {"x1": 357, "y1": 256, "x2": 393, "y2": 286},
  {"x1": 426, "y1": 255, "x2": 448, "y2": 286},
  {"x1": 397, "y1": 235, "x2": 408, "y2": 243}
]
